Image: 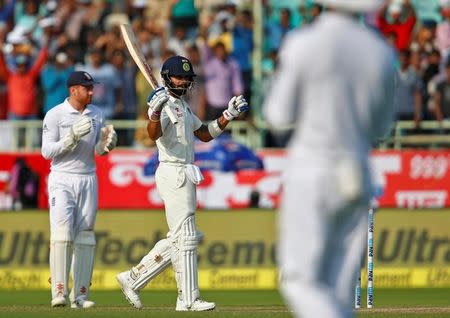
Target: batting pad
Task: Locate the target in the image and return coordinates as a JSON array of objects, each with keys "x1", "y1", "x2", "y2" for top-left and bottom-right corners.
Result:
[
  {"x1": 177, "y1": 216, "x2": 201, "y2": 308},
  {"x1": 131, "y1": 238, "x2": 172, "y2": 290},
  {"x1": 50, "y1": 226, "x2": 72, "y2": 300},
  {"x1": 71, "y1": 231, "x2": 96, "y2": 302}
]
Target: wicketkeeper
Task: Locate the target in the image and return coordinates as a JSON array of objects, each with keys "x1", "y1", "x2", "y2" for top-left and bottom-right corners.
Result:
[
  {"x1": 116, "y1": 55, "x2": 248, "y2": 311},
  {"x1": 41, "y1": 71, "x2": 118, "y2": 308}
]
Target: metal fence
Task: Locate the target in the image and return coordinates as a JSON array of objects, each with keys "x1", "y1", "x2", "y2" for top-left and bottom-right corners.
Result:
[{"x1": 0, "y1": 119, "x2": 449, "y2": 151}]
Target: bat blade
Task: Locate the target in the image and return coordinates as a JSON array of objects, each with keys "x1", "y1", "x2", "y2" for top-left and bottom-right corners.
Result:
[{"x1": 120, "y1": 24, "x2": 178, "y2": 124}]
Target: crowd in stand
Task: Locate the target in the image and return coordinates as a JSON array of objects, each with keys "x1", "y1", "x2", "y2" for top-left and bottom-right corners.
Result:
[{"x1": 0, "y1": 0, "x2": 450, "y2": 148}]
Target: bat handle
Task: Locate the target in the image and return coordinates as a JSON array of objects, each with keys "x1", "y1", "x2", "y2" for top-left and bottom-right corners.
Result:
[{"x1": 165, "y1": 105, "x2": 178, "y2": 124}]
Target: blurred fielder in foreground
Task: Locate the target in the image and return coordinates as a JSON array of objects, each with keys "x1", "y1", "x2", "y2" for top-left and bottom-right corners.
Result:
[
  {"x1": 116, "y1": 55, "x2": 248, "y2": 311},
  {"x1": 41, "y1": 71, "x2": 118, "y2": 308},
  {"x1": 263, "y1": 1, "x2": 397, "y2": 317}
]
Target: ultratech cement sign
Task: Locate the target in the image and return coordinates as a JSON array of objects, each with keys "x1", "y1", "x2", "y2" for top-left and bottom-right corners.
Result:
[{"x1": 1, "y1": 210, "x2": 450, "y2": 290}]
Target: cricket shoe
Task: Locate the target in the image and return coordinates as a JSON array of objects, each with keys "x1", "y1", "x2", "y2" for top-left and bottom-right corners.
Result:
[
  {"x1": 51, "y1": 296, "x2": 67, "y2": 307},
  {"x1": 71, "y1": 299, "x2": 95, "y2": 309},
  {"x1": 176, "y1": 297, "x2": 216, "y2": 311},
  {"x1": 116, "y1": 271, "x2": 143, "y2": 309}
]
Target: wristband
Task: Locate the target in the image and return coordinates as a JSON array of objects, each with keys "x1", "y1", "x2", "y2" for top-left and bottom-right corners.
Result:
[
  {"x1": 222, "y1": 110, "x2": 235, "y2": 121},
  {"x1": 207, "y1": 120, "x2": 223, "y2": 138}
]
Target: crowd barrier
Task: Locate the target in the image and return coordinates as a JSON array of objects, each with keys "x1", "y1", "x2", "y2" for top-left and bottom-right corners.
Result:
[{"x1": 1, "y1": 119, "x2": 450, "y2": 151}]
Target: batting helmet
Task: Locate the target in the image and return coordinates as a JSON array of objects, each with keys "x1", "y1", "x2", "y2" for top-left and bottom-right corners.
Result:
[
  {"x1": 314, "y1": 0, "x2": 384, "y2": 12},
  {"x1": 161, "y1": 55, "x2": 196, "y2": 97},
  {"x1": 161, "y1": 55, "x2": 196, "y2": 78}
]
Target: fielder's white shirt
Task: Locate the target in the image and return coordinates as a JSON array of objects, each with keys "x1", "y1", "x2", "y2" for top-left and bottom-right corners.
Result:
[
  {"x1": 157, "y1": 95, "x2": 202, "y2": 164},
  {"x1": 263, "y1": 12, "x2": 397, "y2": 160},
  {"x1": 41, "y1": 98, "x2": 105, "y2": 174}
]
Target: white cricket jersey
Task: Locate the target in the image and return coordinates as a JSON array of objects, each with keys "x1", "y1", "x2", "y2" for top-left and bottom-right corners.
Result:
[
  {"x1": 157, "y1": 95, "x2": 202, "y2": 164},
  {"x1": 264, "y1": 12, "x2": 397, "y2": 159},
  {"x1": 41, "y1": 98, "x2": 105, "y2": 174}
]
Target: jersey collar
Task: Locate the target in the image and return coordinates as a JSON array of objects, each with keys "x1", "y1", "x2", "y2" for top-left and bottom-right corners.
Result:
[{"x1": 63, "y1": 98, "x2": 93, "y2": 115}]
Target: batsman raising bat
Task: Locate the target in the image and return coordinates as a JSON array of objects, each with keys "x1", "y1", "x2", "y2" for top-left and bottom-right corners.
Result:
[
  {"x1": 41, "y1": 71, "x2": 118, "y2": 308},
  {"x1": 116, "y1": 55, "x2": 249, "y2": 311}
]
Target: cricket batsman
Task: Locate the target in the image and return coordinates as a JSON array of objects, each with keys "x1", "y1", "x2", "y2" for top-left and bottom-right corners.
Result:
[
  {"x1": 116, "y1": 55, "x2": 249, "y2": 311},
  {"x1": 41, "y1": 71, "x2": 118, "y2": 308}
]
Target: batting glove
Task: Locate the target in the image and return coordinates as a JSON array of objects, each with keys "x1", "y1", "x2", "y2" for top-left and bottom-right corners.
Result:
[
  {"x1": 147, "y1": 87, "x2": 169, "y2": 118},
  {"x1": 96, "y1": 124, "x2": 117, "y2": 155},
  {"x1": 62, "y1": 115, "x2": 91, "y2": 152},
  {"x1": 223, "y1": 95, "x2": 249, "y2": 121}
]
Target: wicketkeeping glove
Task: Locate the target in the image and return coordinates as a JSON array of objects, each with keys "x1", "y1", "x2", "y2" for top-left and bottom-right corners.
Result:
[
  {"x1": 223, "y1": 95, "x2": 249, "y2": 121},
  {"x1": 147, "y1": 87, "x2": 169, "y2": 118},
  {"x1": 96, "y1": 124, "x2": 117, "y2": 155},
  {"x1": 62, "y1": 115, "x2": 91, "y2": 152}
]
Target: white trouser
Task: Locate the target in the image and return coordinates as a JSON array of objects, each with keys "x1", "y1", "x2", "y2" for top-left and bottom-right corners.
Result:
[
  {"x1": 48, "y1": 171, "x2": 98, "y2": 301},
  {"x1": 155, "y1": 162, "x2": 201, "y2": 306},
  {"x1": 155, "y1": 163, "x2": 196, "y2": 233},
  {"x1": 48, "y1": 171, "x2": 98, "y2": 237},
  {"x1": 279, "y1": 158, "x2": 370, "y2": 318}
]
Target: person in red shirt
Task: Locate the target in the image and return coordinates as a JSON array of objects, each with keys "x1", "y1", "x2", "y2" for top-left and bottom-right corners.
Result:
[
  {"x1": 0, "y1": 40, "x2": 49, "y2": 119},
  {"x1": 377, "y1": 0, "x2": 416, "y2": 51}
]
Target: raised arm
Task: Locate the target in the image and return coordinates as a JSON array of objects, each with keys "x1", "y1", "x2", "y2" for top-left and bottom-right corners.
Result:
[
  {"x1": 146, "y1": 88, "x2": 169, "y2": 141},
  {"x1": 194, "y1": 95, "x2": 249, "y2": 142}
]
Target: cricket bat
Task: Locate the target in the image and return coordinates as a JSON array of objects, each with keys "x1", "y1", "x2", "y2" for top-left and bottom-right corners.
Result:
[{"x1": 120, "y1": 24, "x2": 178, "y2": 124}]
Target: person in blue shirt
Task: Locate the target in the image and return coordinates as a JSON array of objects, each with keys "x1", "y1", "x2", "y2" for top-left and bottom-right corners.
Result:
[{"x1": 41, "y1": 52, "x2": 74, "y2": 114}]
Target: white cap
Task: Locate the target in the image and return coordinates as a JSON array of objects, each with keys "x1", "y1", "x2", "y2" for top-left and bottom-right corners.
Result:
[
  {"x1": 56, "y1": 52, "x2": 68, "y2": 64},
  {"x1": 388, "y1": 2, "x2": 402, "y2": 14},
  {"x1": 440, "y1": 0, "x2": 450, "y2": 8},
  {"x1": 132, "y1": 0, "x2": 147, "y2": 8},
  {"x1": 38, "y1": 16, "x2": 57, "y2": 28},
  {"x1": 314, "y1": 0, "x2": 385, "y2": 12},
  {"x1": 6, "y1": 31, "x2": 28, "y2": 45},
  {"x1": 46, "y1": 0, "x2": 58, "y2": 11}
]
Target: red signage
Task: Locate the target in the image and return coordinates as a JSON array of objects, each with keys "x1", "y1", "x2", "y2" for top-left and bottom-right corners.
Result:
[{"x1": 0, "y1": 150, "x2": 449, "y2": 210}]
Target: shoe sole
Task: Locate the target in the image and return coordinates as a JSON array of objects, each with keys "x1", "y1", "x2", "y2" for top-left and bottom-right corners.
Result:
[
  {"x1": 116, "y1": 276, "x2": 142, "y2": 309},
  {"x1": 176, "y1": 306, "x2": 216, "y2": 312}
]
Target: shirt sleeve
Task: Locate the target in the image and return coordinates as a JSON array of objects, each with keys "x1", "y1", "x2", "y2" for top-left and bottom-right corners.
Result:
[
  {"x1": 263, "y1": 35, "x2": 302, "y2": 129},
  {"x1": 371, "y1": 51, "x2": 398, "y2": 140},
  {"x1": 191, "y1": 112, "x2": 203, "y2": 131},
  {"x1": 41, "y1": 111, "x2": 67, "y2": 159}
]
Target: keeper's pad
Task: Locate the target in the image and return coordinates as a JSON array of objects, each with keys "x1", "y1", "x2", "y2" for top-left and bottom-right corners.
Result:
[
  {"x1": 130, "y1": 239, "x2": 172, "y2": 290},
  {"x1": 171, "y1": 216, "x2": 203, "y2": 308},
  {"x1": 50, "y1": 225, "x2": 72, "y2": 300},
  {"x1": 71, "y1": 231, "x2": 96, "y2": 302}
]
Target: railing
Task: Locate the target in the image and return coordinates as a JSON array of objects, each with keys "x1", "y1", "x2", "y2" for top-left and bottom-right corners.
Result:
[{"x1": 0, "y1": 119, "x2": 449, "y2": 151}]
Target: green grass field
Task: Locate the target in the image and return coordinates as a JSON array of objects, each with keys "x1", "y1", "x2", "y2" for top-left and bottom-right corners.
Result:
[{"x1": 0, "y1": 289, "x2": 449, "y2": 318}]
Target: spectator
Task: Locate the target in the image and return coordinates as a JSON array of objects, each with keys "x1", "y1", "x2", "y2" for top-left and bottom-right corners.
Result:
[
  {"x1": 8, "y1": 157, "x2": 39, "y2": 210},
  {"x1": 436, "y1": 0, "x2": 450, "y2": 62},
  {"x1": 421, "y1": 49, "x2": 441, "y2": 120},
  {"x1": 169, "y1": 0, "x2": 198, "y2": 40},
  {"x1": 202, "y1": 41, "x2": 244, "y2": 121},
  {"x1": 231, "y1": 9, "x2": 253, "y2": 107},
  {"x1": 396, "y1": 49, "x2": 423, "y2": 128},
  {"x1": 40, "y1": 51, "x2": 74, "y2": 114},
  {"x1": 377, "y1": 0, "x2": 417, "y2": 50},
  {"x1": 432, "y1": 59, "x2": 450, "y2": 121},
  {"x1": 167, "y1": 25, "x2": 189, "y2": 57},
  {"x1": 110, "y1": 49, "x2": 138, "y2": 146},
  {"x1": 411, "y1": 0, "x2": 442, "y2": 23},
  {"x1": 185, "y1": 44, "x2": 206, "y2": 119},
  {"x1": 265, "y1": 8, "x2": 294, "y2": 54},
  {"x1": 79, "y1": 47, "x2": 122, "y2": 119},
  {"x1": 0, "y1": 39, "x2": 49, "y2": 120},
  {"x1": 0, "y1": 0, "x2": 16, "y2": 25}
]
